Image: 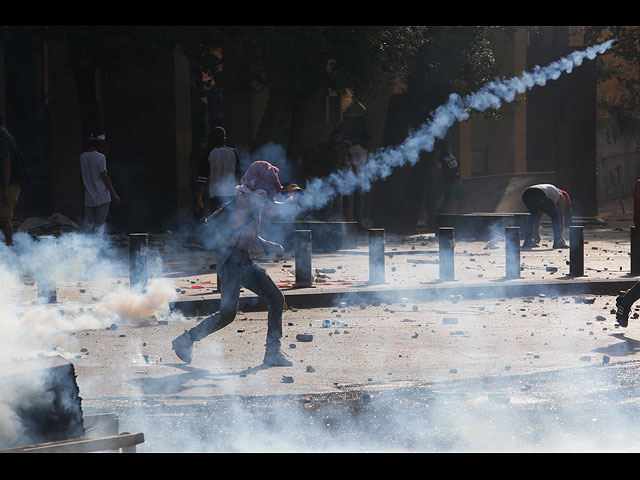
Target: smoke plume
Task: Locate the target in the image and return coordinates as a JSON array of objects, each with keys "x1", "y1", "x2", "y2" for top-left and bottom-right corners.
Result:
[{"x1": 289, "y1": 39, "x2": 615, "y2": 216}]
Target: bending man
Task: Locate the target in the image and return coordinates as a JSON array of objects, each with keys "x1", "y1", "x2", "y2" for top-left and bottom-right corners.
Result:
[{"x1": 521, "y1": 183, "x2": 571, "y2": 249}]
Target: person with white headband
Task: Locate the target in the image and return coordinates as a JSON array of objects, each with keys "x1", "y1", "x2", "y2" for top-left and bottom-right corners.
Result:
[{"x1": 79, "y1": 131, "x2": 120, "y2": 234}]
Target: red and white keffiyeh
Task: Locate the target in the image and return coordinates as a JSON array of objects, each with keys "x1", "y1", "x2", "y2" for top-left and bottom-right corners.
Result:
[{"x1": 239, "y1": 161, "x2": 282, "y2": 199}]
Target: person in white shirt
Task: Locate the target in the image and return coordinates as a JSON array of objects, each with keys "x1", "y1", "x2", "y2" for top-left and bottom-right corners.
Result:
[
  {"x1": 521, "y1": 183, "x2": 571, "y2": 249},
  {"x1": 196, "y1": 126, "x2": 239, "y2": 215},
  {"x1": 79, "y1": 132, "x2": 120, "y2": 234}
]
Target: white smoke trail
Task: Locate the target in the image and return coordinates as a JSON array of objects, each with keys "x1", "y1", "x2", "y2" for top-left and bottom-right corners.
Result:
[{"x1": 293, "y1": 39, "x2": 615, "y2": 215}]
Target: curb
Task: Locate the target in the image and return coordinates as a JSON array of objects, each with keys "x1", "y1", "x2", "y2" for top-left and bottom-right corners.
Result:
[{"x1": 170, "y1": 277, "x2": 639, "y2": 315}]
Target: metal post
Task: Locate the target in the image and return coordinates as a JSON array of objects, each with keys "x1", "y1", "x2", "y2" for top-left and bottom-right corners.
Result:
[
  {"x1": 129, "y1": 233, "x2": 148, "y2": 292},
  {"x1": 505, "y1": 226, "x2": 521, "y2": 279},
  {"x1": 37, "y1": 235, "x2": 57, "y2": 303},
  {"x1": 368, "y1": 229, "x2": 385, "y2": 284},
  {"x1": 439, "y1": 227, "x2": 455, "y2": 282},
  {"x1": 632, "y1": 226, "x2": 640, "y2": 275},
  {"x1": 569, "y1": 225, "x2": 584, "y2": 277},
  {"x1": 294, "y1": 230, "x2": 312, "y2": 286}
]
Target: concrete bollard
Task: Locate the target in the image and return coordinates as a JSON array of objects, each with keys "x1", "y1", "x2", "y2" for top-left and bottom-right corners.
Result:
[
  {"x1": 632, "y1": 227, "x2": 640, "y2": 275},
  {"x1": 505, "y1": 226, "x2": 521, "y2": 279},
  {"x1": 36, "y1": 235, "x2": 57, "y2": 303},
  {"x1": 215, "y1": 272, "x2": 222, "y2": 293},
  {"x1": 439, "y1": 227, "x2": 455, "y2": 282},
  {"x1": 368, "y1": 229, "x2": 385, "y2": 284},
  {"x1": 294, "y1": 230, "x2": 312, "y2": 285},
  {"x1": 129, "y1": 233, "x2": 149, "y2": 292},
  {"x1": 569, "y1": 225, "x2": 584, "y2": 277}
]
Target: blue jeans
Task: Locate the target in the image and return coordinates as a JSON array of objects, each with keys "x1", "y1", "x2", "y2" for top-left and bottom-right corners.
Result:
[{"x1": 187, "y1": 249, "x2": 284, "y2": 349}]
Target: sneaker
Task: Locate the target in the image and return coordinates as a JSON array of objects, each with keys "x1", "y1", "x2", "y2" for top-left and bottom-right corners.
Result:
[
  {"x1": 616, "y1": 296, "x2": 631, "y2": 328},
  {"x1": 263, "y1": 347, "x2": 292, "y2": 367},
  {"x1": 172, "y1": 331, "x2": 194, "y2": 363},
  {"x1": 553, "y1": 240, "x2": 569, "y2": 249}
]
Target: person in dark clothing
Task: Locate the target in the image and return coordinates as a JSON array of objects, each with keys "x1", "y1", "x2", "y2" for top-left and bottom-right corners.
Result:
[
  {"x1": 0, "y1": 113, "x2": 20, "y2": 246},
  {"x1": 173, "y1": 160, "x2": 296, "y2": 367},
  {"x1": 436, "y1": 141, "x2": 467, "y2": 213},
  {"x1": 302, "y1": 129, "x2": 348, "y2": 220},
  {"x1": 521, "y1": 184, "x2": 570, "y2": 249},
  {"x1": 615, "y1": 178, "x2": 640, "y2": 328}
]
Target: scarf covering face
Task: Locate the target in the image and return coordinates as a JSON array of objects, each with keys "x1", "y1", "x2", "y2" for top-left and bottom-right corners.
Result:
[{"x1": 240, "y1": 161, "x2": 282, "y2": 199}]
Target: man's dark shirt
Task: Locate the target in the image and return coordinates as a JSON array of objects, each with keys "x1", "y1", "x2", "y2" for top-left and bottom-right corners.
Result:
[{"x1": 440, "y1": 152, "x2": 460, "y2": 183}]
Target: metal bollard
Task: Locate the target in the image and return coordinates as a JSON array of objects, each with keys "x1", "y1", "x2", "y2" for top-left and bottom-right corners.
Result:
[
  {"x1": 505, "y1": 226, "x2": 521, "y2": 279},
  {"x1": 129, "y1": 233, "x2": 149, "y2": 292},
  {"x1": 569, "y1": 226, "x2": 584, "y2": 277},
  {"x1": 439, "y1": 227, "x2": 455, "y2": 282},
  {"x1": 294, "y1": 230, "x2": 312, "y2": 285},
  {"x1": 37, "y1": 235, "x2": 57, "y2": 303},
  {"x1": 368, "y1": 229, "x2": 385, "y2": 284},
  {"x1": 632, "y1": 227, "x2": 640, "y2": 275}
]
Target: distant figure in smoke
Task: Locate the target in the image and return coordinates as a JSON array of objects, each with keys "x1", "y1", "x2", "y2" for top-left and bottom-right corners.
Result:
[
  {"x1": 436, "y1": 140, "x2": 467, "y2": 214},
  {"x1": 172, "y1": 161, "x2": 295, "y2": 367},
  {"x1": 615, "y1": 179, "x2": 640, "y2": 328},
  {"x1": 196, "y1": 126, "x2": 239, "y2": 216},
  {"x1": 347, "y1": 130, "x2": 372, "y2": 230},
  {"x1": 0, "y1": 112, "x2": 25, "y2": 246},
  {"x1": 521, "y1": 184, "x2": 571, "y2": 249},
  {"x1": 302, "y1": 128, "x2": 349, "y2": 221},
  {"x1": 79, "y1": 131, "x2": 120, "y2": 234}
]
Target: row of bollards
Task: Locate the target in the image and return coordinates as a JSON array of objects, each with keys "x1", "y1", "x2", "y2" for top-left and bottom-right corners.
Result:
[
  {"x1": 32, "y1": 225, "x2": 640, "y2": 304},
  {"x1": 435, "y1": 225, "x2": 587, "y2": 281}
]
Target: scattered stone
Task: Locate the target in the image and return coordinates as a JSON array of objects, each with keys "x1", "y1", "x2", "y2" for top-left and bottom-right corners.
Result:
[
  {"x1": 306, "y1": 366, "x2": 315, "y2": 373},
  {"x1": 443, "y1": 317, "x2": 458, "y2": 324},
  {"x1": 281, "y1": 376, "x2": 294, "y2": 384},
  {"x1": 296, "y1": 333, "x2": 313, "y2": 342}
]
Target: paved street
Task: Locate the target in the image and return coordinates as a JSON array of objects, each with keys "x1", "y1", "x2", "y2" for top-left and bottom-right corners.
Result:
[{"x1": 5, "y1": 197, "x2": 640, "y2": 451}]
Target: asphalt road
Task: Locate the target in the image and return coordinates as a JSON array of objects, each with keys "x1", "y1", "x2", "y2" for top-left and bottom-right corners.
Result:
[{"x1": 57, "y1": 292, "x2": 640, "y2": 452}]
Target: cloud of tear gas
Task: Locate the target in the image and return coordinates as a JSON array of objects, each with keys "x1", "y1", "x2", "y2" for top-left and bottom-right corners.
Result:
[
  {"x1": 0, "y1": 230, "x2": 182, "y2": 448},
  {"x1": 281, "y1": 40, "x2": 615, "y2": 218},
  {"x1": 0, "y1": 231, "x2": 180, "y2": 363}
]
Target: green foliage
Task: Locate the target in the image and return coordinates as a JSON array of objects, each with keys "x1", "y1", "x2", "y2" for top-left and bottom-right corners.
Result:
[{"x1": 584, "y1": 26, "x2": 640, "y2": 125}]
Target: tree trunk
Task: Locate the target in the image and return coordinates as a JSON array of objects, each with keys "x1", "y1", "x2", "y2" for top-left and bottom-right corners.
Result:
[
  {"x1": 65, "y1": 31, "x2": 102, "y2": 142},
  {"x1": 250, "y1": 90, "x2": 288, "y2": 154}
]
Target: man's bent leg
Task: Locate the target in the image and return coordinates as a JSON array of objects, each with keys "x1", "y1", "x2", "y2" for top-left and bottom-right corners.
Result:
[
  {"x1": 241, "y1": 262, "x2": 290, "y2": 366},
  {"x1": 616, "y1": 282, "x2": 640, "y2": 327},
  {"x1": 172, "y1": 253, "x2": 246, "y2": 363},
  {"x1": 0, "y1": 184, "x2": 20, "y2": 245}
]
